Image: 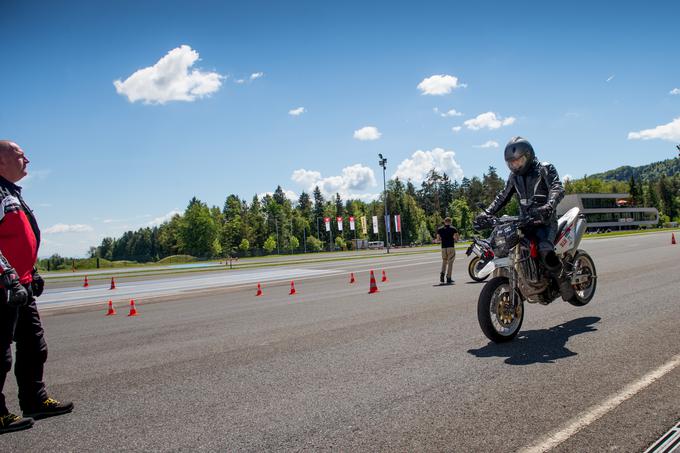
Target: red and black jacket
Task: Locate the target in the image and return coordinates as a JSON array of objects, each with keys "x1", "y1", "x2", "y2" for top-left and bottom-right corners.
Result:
[{"x1": 0, "y1": 176, "x2": 40, "y2": 285}]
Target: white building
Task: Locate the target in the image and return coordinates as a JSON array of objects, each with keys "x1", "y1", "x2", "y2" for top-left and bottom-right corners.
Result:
[{"x1": 557, "y1": 193, "x2": 659, "y2": 231}]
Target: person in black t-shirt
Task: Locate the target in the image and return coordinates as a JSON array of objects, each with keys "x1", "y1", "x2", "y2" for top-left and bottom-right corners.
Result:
[{"x1": 436, "y1": 217, "x2": 459, "y2": 284}]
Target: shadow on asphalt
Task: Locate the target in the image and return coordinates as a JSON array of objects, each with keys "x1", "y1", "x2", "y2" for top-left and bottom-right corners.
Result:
[{"x1": 467, "y1": 316, "x2": 601, "y2": 365}]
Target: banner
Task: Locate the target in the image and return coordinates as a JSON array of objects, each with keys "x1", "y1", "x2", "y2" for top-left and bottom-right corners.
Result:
[
  {"x1": 361, "y1": 216, "x2": 367, "y2": 235},
  {"x1": 337, "y1": 216, "x2": 343, "y2": 231},
  {"x1": 349, "y1": 216, "x2": 355, "y2": 231},
  {"x1": 324, "y1": 217, "x2": 331, "y2": 232},
  {"x1": 385, "y1": 215, "x2": 391, "y2": 233},
  {"x1": 372, "y1": 215, "x2": 379, "y2": 234},
  {"x1": 394, "y1": 214, "x2": 401, "y2": 233}
]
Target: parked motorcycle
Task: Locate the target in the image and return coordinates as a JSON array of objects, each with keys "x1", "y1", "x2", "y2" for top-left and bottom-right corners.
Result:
[
  {"x1": 465, "y1": 235, "x2": 494, "y2": 282},
  {"x1": 475, "y1": 207, "x2": 597, "y2": 342}
]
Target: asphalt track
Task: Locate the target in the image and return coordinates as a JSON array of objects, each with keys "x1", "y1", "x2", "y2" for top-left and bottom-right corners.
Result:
[{"x1": 1, "y1": 232, "x2": 678, "y2": 452}]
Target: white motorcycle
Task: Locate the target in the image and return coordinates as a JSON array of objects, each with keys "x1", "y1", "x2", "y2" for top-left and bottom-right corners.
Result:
[{"x1": 476, "y1": 207, "x2": 597, "y2": 343}]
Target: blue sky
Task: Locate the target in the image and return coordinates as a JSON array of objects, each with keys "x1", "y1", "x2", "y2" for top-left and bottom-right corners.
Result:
[{"x1": 2, "y1": 0, "x2": 679, "y2": 257}]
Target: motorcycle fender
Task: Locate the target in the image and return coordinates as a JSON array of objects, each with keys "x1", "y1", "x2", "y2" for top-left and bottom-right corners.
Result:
[
  {"x1": 490, "y1": 257, "x2": 510, "y2": 279},
  {"x1": 478, "y1": 260, "x2": 496, "y2": 278}
]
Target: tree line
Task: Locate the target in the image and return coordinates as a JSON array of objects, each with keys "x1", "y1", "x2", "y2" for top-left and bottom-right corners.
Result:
[{"x1": 39, "y1": 163, "x2": 680, "y2": 267}]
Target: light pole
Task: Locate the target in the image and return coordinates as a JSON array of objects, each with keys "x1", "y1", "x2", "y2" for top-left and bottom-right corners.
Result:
[{"x1": 378, "y1": 153, "x2": 391, "y2": 254}]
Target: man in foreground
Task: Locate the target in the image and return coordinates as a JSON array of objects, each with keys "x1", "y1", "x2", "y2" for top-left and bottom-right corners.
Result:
[
  {"x1": 436, "y1": 217, "x2": 459, "y2": 284},
  {"x1": 0, "y1": 140, "x2": 73, "y2": 434}
]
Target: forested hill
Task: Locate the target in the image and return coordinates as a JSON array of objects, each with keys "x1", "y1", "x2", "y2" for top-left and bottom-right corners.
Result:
[{"x1": 589, "y1": 158, "x2": 680, "y2": 182}]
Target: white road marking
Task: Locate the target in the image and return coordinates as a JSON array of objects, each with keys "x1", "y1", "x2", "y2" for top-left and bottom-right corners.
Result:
[{"x1": 519, "y1": 353, "x2": 680, "y2": 453}]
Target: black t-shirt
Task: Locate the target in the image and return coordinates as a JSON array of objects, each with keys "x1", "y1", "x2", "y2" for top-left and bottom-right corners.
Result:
[{"x1": 437, "y1": 225, "x2": 458, "y2": 248}]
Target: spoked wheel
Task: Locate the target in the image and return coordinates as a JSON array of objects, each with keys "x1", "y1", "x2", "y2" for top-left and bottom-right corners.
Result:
[
  {"x1": 477, "y1": 277, "x2": 524, "y2": 343},
  {"x1": 566, "y1": 250, "x2": 597, "y2": 306},
  {"x1": 468, "y1": 256, "x2": 490, "y2": 282}
]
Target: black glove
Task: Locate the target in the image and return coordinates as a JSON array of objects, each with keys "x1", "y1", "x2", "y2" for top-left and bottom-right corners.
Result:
[
  {"x1": 530, "y1": 205, "x2": 553, "y2": 223},
  {"x1": 31, "y1": 269, "x2": 45, "y2": 298},
  {"x1": 1, "y1": 268, "x2": 29, "y2": 307}
]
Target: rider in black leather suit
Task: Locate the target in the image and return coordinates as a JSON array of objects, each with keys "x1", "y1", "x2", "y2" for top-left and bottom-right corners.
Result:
[{"x1": 479, "y1": 136, "x2": 574, "y2": 300}]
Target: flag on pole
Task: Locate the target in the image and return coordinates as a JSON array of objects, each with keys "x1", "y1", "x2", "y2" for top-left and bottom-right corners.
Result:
[
  {"x1": 337, "y1": 216, "x2": 343, "y2": 231},
  {"x1": 324, "y1": 217, "x2": 331, "y2": 232},
  {"x1": 349, "y1": 216, "x2": 355, "y2": 231},
  {"x1": 394, "y1": 214, "x2": 401, "y2": 233},
  {"x1": 372, "y1": 216, "x2": 379, "y2": 234},
  {"x1": 361, "y1": 216, "x2": 367, "y2": 235}
]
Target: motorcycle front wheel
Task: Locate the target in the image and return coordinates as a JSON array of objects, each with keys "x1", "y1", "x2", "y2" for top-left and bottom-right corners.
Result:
[
  {"x1": 468, "y1": 256, "x2": 490, "y2": 282},
  {"x1": 477, "y1": 277, "x2": 524, "y2": 343}
]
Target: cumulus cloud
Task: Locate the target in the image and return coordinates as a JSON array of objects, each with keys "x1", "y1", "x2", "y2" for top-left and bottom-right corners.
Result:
[
  {"x1": 289, "y1": 107, "x2": 305, "y2": 116},
  {"x1": 464, "y1": 112, "x2": 516, "y2": 130},
  {"x1": 353, "y1": 126, "x2": 382, "y2": 141},
  {"x1": 250, "y1": 72, "x2": 264, "y2": 80},
  {"x1": 417, "y1": 74, "x2": 467, "y2": 95},
  {"x1": 434, "y1": 107, "x2": 463, "y2": 117},
  {"x1": 291, "y1": 164, "x2": 377, "y2": 199},
  {"x1": 452, "y1": 126, "x2": 462, "y2": 133},
  {"x1": 147, "y1": 209, "x2": 182, "y2": 227},
  {"x1": 113, "y1": 45, "x2": 224, "y2": 104},
  {"x1": 627, "y1": 117, "x2": 680, "y2": 141},
  {"x1": 44, "y1": 223, "x2": 94, "y2": 234},
  {"x1": 670, "y1": 88, "x2": 680, "y2": 95},
  {"x1": 474, "y1": 140, "x2": 499, "y2": 149},
  {"x1": 393, "y1": 148, "x2": 464, "y2": 183},
  {"x1": 258, "y1": 189, "x2": 298, "y2": 202}
]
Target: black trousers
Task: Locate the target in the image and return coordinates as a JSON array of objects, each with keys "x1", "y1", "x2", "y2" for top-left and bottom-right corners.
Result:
[{"x1": 0, "y1": 296, "x2": 48, "y2": 414}]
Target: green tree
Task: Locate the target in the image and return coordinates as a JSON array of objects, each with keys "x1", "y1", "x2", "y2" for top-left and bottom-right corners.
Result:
[
  {"x1": 179, "y1": 197, "x2": 220, "y2": 257},
  {"x1": 239, "y1": 238, "x2": 250, "y2": 254},
  {"x1": 263, "y1": 235, "x2": 277, "y2": 254}
]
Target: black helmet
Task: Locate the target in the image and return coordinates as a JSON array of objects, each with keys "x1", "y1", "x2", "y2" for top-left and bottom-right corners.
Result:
[{"x1": 504, "y1": 136, "x2": 535, "y2": 176}]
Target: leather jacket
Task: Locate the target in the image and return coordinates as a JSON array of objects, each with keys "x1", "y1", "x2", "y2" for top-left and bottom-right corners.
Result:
[{"x1": 485, "y1": 160, "x2": 564, "y2": 223}]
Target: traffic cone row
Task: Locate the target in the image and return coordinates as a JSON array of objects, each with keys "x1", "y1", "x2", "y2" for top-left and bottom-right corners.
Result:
[
  {"x1": 84, "y1": 276, "x2": 120, "y2": 289},
  {"x1": 105, "y1": 299, "x2": 139, "y2": 317},
  {"x1": 251, "y1": 269, "x2": 392, "y2": 298}
]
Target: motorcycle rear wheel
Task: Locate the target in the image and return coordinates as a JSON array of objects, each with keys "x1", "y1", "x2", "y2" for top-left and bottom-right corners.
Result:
[
  {"x1": 566, "y1": 250, "x2": 597, "y2": 307},
  {"x1": 468, "y1": 256, "x2": 490, "y2": 282},
  {"x1": 477, "y1": 277, "x2": 524, "y2": 343}
]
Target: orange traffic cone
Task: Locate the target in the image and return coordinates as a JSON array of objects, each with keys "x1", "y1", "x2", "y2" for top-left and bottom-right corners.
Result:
[
  {"x1": 381, "y1": 270, "x2": 388, "y2": 283},
  {"x1": 368, "y1": 270, "x2": 379, "y2": 294},
  {"x1": 83, "y1": 276, "x2": 89, "y2": 288},
  {"x1": 349, "y1": 272, "x2": 356, "y2": 284},
  {"x1": 105, "y1": 300, "x2": 116, "y2": 316},
  {"x1": 256, "y1": 283, "x2": 263, "y2": 296},
  {"x1": 289, "y1": 280, "x2": 297, "y2": 295},
  {"x1": 127, "y1": 299, "x2": 138, "y2": 317},
  {"x1": 110, "y1": 277, "x2": 116, "y2": 290},
  {"x1": 672, "y1": 233, "x2": 677, "y2": 245}
]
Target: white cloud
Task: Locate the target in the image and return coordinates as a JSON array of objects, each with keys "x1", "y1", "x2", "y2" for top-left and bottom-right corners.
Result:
[
  {"x1": 434, "y1": 107, "x2": 463, "y2": 117},
  {"x1": 670, "y1": 88, "x2": 680, "y2": 95},
  {"x1": 44, "y1": 223, "x2": 94, "y2": 234},
  {"x1": 627, "y1": 117, "x2": 680, "y2": 141},
  {"x1": 147, "y1": 209, "x2": 182, "y2": 227},
  {"x1": 393, "y1": 148, "x2": 464, "y2": 183},
  {"x1": 452, "y1": 126, "x2": 462, "y2": 133},
  {"x1": 353, "y1": 126, "x2": 382, "y2": 141},
  {"x1": 417, "y1": 74, "x2": 466, "y2": 95},
  {"x1": 258, "y1": 189, "x2": 298, "y2": 202},
  {"x1": 291, "y1": 164, "x2": 377, "y2": 199},
  {"x1": 474, "y1": 140, "x2": 499, "y2": 149},
  {"x1": 606, "y1": 75, "x2": 615, "y2": 82},
  {"x1": 250, "y1": 72, "x2": 264, "y2": 80},
  {"x1": 562, "y1": 174, "x2": 572, "y2": 183},
  {"x1": 289, "y1": 107, "x2": 306, "y2": 116},
  {"x1": 235, "y1": 79, "x2": 246, "y2": 84},
  {"x1": 464, "y1": 112, "x2": 516, "y2": 130},
  {"x1": 113, "y1": 45, "x2": 224, "y2": 104}
]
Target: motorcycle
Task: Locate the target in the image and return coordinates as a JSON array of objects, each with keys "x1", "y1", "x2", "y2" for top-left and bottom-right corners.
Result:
[
  {"x1": 465, "y1": 234, "x2": 494, "y2": 282},
  {"x1": 475, "y1": 207, "x2": 597, "y2": 343}
]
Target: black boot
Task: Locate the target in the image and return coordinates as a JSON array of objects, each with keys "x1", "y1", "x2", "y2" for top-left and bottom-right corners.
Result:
[
  {"x1": 440, "y1": 272, "x2": 445, "y2": 283},
  {"x1": 0, "y1": 413, "x2": 33, "y2": 434},
  {"x1": 22, "y1": 398, "x2": 74, "y2": 420}
]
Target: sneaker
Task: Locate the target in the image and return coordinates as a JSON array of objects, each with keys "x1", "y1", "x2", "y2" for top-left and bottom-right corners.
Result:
[
  {"x1": 440, "y1": 273, "x2": 445, "y2": 283},
  {"x1": 0, "y1": 413, "x2": 34, "y2": 434},
  {"x1": 23, "y1": 398, "x2": 74, "y2": 420}
]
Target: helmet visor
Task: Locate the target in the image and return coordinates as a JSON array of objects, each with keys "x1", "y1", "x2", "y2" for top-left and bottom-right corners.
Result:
[{"x1": 507, "y1": 155, "x2": 527, "y2": 172}]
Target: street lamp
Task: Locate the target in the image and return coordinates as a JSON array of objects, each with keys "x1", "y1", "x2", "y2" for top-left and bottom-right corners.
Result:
[{"x1": 378, "y1": 153, "x2": 391, "y2": 254}]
